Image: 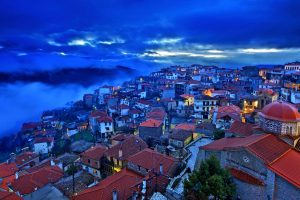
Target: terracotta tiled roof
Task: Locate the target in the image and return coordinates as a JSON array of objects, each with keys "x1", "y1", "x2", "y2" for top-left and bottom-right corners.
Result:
[
  {"x1": 137, "y1": 100, "x2": 151, "y2": 105},
  {"x1": 215, "y1": 105, "x2": 241, "y2": 121},
  {"x1": 11, "y1": 166, "x2": 63, "y2": 195},
  {"x1": 247, "y1": 135, "x2": 291, "y2": 164},
  {"x1": 111, "y1": 134, "x2": 127, "y2": 142},
  {"x1": 105, "y1": 135, "x2": 147, "y2": 160},
  {"x1": 0, "y1": 163, "x2": 18, "y2": 178},
  {"x1": 15, "y1": 152, "x2": 38, "y2": 166},
  {"x1": 89, "y1": 111, "x2": 108, "y2": 118},
  {"x1": 180, "y1": 94, "x2": 194, "y2": 99},
  {"x1": 129, "y1": 109, "x2": 142, "y2": 114},
  {"x1": 139, "y1": 119, "x2": 162, "y2": 128},
  {"x1": 81, "y1": 145, "x2": 107, "y2": 161},
  {"x1": 258, "y1": 89, "x2": 276, "y2": 96},
  {"x1": 169, "y1": 129, "x2": 193, "y2": 142},
  {"x1": 229, "y1": 168, "x2": 264, "y2": 186},
  {"x1": 268, "y1": 149, "x2": 300, "y2": 189},
  {"x1": 146, "y1": 108, "x2": 167, "y2": 121},
  {"x1": 227, "y1": 121, "x2": 255, "y2": 137},
  {"x1": 174, "y1": 123, "x2": 195, "y2": 132},
  {"x1": 127, "y1": 148, "x2": 177, "y2": 177},
  {"x1": 72, "y1": 169, "x2": 142, "y2": 200},
  {"x1": 96, "y1": 116, "x2": 113, "y2": 123},
  {"x1": 0, "y1": 190, "x2": 23, "y2": 200},
  {"x1": 202, "y1": 134, "x2": 291, "y2": 164},
  {"x1": 34, "y1": 137, "x2": 54, "y2": 144},
  {"x1": 201, "y1": 134, "x2": 265, "y2": 151},
  {"x1": 119, "y1": 104, "x2": 130, "y2": 109}
]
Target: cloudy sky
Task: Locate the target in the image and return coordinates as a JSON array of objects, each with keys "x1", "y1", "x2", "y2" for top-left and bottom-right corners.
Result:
[{"x1": 0, "y1": 0, "x2": 300, "y2": 71}]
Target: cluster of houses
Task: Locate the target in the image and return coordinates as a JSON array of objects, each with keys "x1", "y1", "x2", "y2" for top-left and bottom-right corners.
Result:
[{"x1": 1, "y1": 62, "x2": 300, "y2": 199}]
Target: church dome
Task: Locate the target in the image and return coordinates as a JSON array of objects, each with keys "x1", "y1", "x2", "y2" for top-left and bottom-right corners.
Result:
[{"x1": 260, "y1": 101, "x2": 300, "y2": 122}]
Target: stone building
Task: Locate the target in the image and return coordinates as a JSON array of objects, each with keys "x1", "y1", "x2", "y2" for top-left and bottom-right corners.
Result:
[{"x1": 197, "y1": 101, "x2": 300, "y2": 200}]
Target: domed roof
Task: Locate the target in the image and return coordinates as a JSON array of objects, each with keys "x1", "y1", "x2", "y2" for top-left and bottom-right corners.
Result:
[{"x1": 260, "y1": 101, "x2": 300, "y2": 122}]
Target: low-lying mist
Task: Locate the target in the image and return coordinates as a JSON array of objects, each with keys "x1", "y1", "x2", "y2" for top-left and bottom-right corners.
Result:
[{"x1": 0, "y1": 66, "x2": 138, "y2": 137}]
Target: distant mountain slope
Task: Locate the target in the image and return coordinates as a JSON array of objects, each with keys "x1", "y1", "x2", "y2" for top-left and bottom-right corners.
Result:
[{"x1": 0, "y1": 66, "x2": 137, "y2": 86}]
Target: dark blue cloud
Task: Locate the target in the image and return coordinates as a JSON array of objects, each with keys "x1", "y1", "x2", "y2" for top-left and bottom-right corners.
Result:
[{"x1": 0, "y1": 0, "x2": 300, "y2": 71}]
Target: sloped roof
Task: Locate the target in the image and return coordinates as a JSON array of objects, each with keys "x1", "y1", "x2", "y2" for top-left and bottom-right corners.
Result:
[
  {"x1": 0, "y1": 162, "x2": 18, "y2": 178},
  {"x1": 268, "y1": 149, "x2": 300, "y2": 189},
  {"x1": 229, "y1": 168, "x2": 264, "y2": 186},
  {"x1": 72, "y1": 169, "x2": 142, "y2": 200},
  {"x1": 227, "y1": 121, "x2": 255, "y2": 137},
  {"x1": 105, "y1": 135, "x2": 147, "y2": 160},
  {"x1": 15, "y1": 152, "x2": 39, "y2": 166},
  {"x1": 139, "y1": 119, "x2": 162, "y2": 128},
  {"x1": 11, "y1": 166, "x2": 63, "y2": 195},
  {"x1": 81, "y1": 145, "x2": 107, "y2": 161},
  {"x1": 127, "y1": 148, "x2": 177, "y2": 177},
  {"x1": 202, "y1": 134, "x2": 291, "y2": 164},
  {"x1": 174, "y1": 123, "x2": 195, "y2": 132},
  {"x1": 0, "y1": 190, "x2": 23, "y2": 200}
]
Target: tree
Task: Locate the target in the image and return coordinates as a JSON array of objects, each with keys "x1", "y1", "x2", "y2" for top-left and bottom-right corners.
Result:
[
  {"x1": 184, "y1": 156, "x2": 235, "y2": 200},
  {"x1": 213, "y1": 129, "x2": 225, "y2": 140}
]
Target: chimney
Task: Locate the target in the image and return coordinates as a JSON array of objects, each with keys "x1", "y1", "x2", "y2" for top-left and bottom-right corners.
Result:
[
  {"x1": 50, "y1": 159, "x2": 55, "y2": 166},
  {"x1": 118, "y1": 148, "x2": 123, "y2": 158},
  {"x1": 159, "y1": 163, "x2": 163, "y2": 175},
  {"x1": 10, "y1": 153, "x2": 16, "y2": 163},
  {"x1": 15, "y1": 172, "x2": 19, "y2": 180},
  {"x1": 132, "y1": 191, "x2": 137, "y2": 200},
  {"x1": 141, "y1": 179, "x2": 146, "y2": 195},
  {"x1": 113, "y1": 190, "x2": 118, "y2": 200}
]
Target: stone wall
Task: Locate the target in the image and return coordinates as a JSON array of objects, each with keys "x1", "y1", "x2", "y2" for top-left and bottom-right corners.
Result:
[
  {"x1": 234, "y1": 179, "x2": 267, "y2": 200},
  {"x1": 274, "y1": 175, "x2": 300, "y2": 200}
]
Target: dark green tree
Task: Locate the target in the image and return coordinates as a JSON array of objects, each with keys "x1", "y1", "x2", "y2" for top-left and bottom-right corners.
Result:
[
  {"x1": 184, "y1": 156, "x2": 235, "y2": 200},
  {"x1": 213, "y1": 129, "x2": 225, "y2": 140}
]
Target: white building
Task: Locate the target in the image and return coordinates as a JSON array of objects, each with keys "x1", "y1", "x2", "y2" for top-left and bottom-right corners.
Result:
[
  {"x1": 33, "y1": 137, "x2": 54, "y2": 154},
  {"x1": 285, "y1": 62, "x2": 300, "y2": 71},
  {"x1": 97, "y1": 116, "x2": 114, "y2": 138},
  {"x1": 194, "y1": 95, "x2": 218, "y2": 119}
]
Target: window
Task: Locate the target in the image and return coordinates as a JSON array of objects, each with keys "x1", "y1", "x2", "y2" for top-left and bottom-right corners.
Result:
[
  {"x1": 88, "y1": 159, "x2": 91, "y2": 164},
  {"x1": 243, "y1": 156, "x2": 250, "y2": 163}
]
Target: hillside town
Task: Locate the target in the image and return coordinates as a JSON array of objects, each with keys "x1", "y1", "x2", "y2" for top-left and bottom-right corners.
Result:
[{"x1": 1, "y1": 62, "x2": 300, "y2": 200}]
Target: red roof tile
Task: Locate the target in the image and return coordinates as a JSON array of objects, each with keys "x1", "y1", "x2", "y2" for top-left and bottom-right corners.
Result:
[
  {"x1": 73, "y1": 169, "x2": 142, "y2": 200},
  {"x1": 89, "y1": 111, "x2": 108, "y2": 118},
  {"x1": 201, "y1": 134, "x2": 265, "y2": 151},
  {"x1": 247, "y1": 135, "x2": 291, "y2": 164},
  {"x1": 96, "y1": 116, "x2": 113, "y2": 123},
  {"x1": 34, "y1": 137, "x2": 54, "y2": 144},
  {"x1": 81, "y1": 145, "x2": 107, "y2": 168},
  {"x1": 229, "y1": 168, "x2": 264, "y2": 186},
  {"x1": 11, "y1": 166, "x2": 63, "y2": 195},
  {"x1": 227, "y1": 121, "x2": 255, "y2": 137},
  {"x1": 268, "y1": 149, "x2": 300, "y2": 189},
  {"x1": 15, "y1": 152, "x2": 38, "y2": 166},
  {"x1": 180, "y1": 94, "x2": 194, "y2": 99},
  {"x1": 174, "y1": 123, "x2": 195, "y2": 132},
  {"x1": 139, "y1": 119, "x2": 162, "y2": 128},
  {"x1": 105, "y1": 135, "x2": 147, "y2": 160},
  {"x1": 127, "y1": 149, "x2": 177, "y2": 177},
  {"x1": 0, "y1": 163, "x2": 18, "y2": 178},
  {"x1": 146, "y1": 108, "x2": 167, "y2": 121},
  {"x1": 202, "y1": 134, "x2": 291, "y2": 164},
  {"x1": 0, "y1": 190, "x2": 23, "y2": 200}
]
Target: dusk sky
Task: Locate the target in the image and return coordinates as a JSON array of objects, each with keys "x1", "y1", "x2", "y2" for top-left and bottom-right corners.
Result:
[{"x1": 1, "y1": 0, "x2": 300, "y2": 72}]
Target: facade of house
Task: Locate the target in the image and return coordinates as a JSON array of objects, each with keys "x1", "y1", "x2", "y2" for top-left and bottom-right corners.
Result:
[
  {"x1": 139, "y1": 119, "x2": 163, "y2": 142},
  {"x1": 33, "y1": 137, "x2": 54, "y2": 154},
  {"x1": 80, "y1": 145, "x2": 107, "y2": 178}
]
